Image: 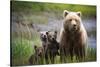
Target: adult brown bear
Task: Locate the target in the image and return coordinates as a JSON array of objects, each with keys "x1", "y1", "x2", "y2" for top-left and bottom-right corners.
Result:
[{"x1": 59, "y1": 10, "x2": 88, "y2": 62}]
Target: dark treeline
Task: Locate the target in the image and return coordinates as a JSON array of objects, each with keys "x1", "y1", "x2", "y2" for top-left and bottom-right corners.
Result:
[{"x1": 11, "y1": 1, "x2": 96, "y2": 17}]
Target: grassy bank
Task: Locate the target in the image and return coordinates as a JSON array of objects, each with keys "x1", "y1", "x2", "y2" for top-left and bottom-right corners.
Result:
[{"x1": 11, "y1": 37, "x2": 96, "y2": 66}]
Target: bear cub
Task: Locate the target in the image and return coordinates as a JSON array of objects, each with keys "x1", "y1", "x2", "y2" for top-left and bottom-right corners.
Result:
[
  {"x1": 28, "y1": 45, "x2": 44, "y2": 65},
  {"x1": 40, "y1": 31, "x2": 59, "y2": 63}
]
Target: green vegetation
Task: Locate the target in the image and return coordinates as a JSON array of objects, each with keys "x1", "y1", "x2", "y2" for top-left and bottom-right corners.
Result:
[
  {"x1": 11, "y1": 1, "x2": 96, "y2": 17},
  {"x1": 11, "y1": 38, "x2": 96, "y2": 65},
  {"x1": 11, "y1": 29, "x2": 42, "y2": 65},
  {"x1": 11, "y1": 38, "x2": 33, "y2": 65},
  {"x1": 11, "y1": 1, "x2": 96, "y2": 66}
]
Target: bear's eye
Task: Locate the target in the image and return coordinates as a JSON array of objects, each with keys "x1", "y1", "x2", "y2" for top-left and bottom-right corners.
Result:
[
  {"x1": 69, "y1": 19, "x2": 72, "y2": 21},
  {"x1": 75, "y1": 19, "x2": 78, "y2": 22}
]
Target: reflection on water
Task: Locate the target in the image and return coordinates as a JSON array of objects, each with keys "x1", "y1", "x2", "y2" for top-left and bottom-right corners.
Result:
[
  {"x1": 88, "y1": 37, "x2": 96, "y2": 48},
  {"x1": 83, "y1": 18, "x2": 96, "y2": 48}
]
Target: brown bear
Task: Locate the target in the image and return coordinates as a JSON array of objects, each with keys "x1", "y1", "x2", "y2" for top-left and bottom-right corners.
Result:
[
  {"x1": 40, "y1": 31, "x2": 48, "y2": 51},
  {"x1": 40, "y1": 31, "x2": 59, "y2": 64},
  {"x1": 44, "y1": 31, "x2": 59, "y2": 64},
  {"x1": 28, "y1": 45, "x2": 44, "y2": 65},
  {"x1": 59, "y1": 10, "x2": 88, "y2": 62}
]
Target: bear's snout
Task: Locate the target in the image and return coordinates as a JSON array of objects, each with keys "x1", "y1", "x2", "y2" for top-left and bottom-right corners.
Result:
[
  {"x1": 44, "y1": 35, "x2": 46, "y2": 38},
  {"x1": 73, "y1": 24, "x2": 76, "y2": 27},
  {"x1": 38, "y1": 51, "x2": 42, "y2": 56},
  {"x1": 72, "y1": 24, "x2": 77, "y2": 30},
  {"x1": 52, "y1": 37, "x2": 55, "y2": 40}
]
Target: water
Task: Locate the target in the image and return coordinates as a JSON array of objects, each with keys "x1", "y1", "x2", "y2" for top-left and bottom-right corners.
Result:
[{"x1": 83, "y1": 18, "x2": 96, "y2": 48}]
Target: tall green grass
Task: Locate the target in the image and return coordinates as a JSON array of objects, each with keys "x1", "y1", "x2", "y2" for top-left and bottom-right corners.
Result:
[
  {"x1": 11, "y1": 23, "x2": 42, "y2": 65},
  {"x1": 11, "y1": 38, "x2": 33, "y2": 65},
  {"x1": 11, "y1": 24, "x2": 96, "y2": 65},
  {"x1": 11, "y1": 39, "x2": 96, "y2": 66},
  {"x1": 11, "y1": 26, "x2": 96, "y2": 65}
]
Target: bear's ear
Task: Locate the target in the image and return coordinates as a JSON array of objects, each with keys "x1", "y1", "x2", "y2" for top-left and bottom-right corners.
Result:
[
  {"x1": 77, "y1": 11, "x2": 81, "y2": 17},
  {"x1": 46, "y1": 31, "x2": 49, "y2": 35},
  {"x1": 54, "y1": 31, "x2": 57, "y2": 39},
  {"x1": 34, "y1": 45, "x2": 37, "y2": 51},
  {"x1": 63, "y1": 10, "x2": 69, "y2": 18},
  {"x1": 55, "y1": 31, "x2": 57, "y2": 34}
]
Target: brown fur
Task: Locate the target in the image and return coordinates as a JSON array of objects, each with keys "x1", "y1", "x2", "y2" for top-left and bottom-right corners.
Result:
[
  {"x1": 59, "y1": 10, "x2": 87, "y2": 61},
  {"x1": 38, "y1": 31, "x2": 59, "y2": 64},
  {"x1": 28, "y1": 46, "x2": 44, "y2": 65}
]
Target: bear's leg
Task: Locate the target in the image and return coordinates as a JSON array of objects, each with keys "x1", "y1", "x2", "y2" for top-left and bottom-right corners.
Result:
[
  {"x1": 45, "y1": 55, "x2": 49, "y2": 64},
  {"x1": 36, "y1": 56, "x2": 39, "y2": 65},
  {"x1": 60, "y1": 47, "x2": 64, "y2": 63},
  {"x1": 76, "y1": 47, "x2": 85, "y2": 62},
  {"x1": 79, "y1": 48, "x2": 83, "y2": 61},
  {"x1": 38, "y1": 56, "x2": 44, "y2": 64},
  {"x1": 60, "y1": 47, "x2": 66, "y2": 63},
  {"x1": 80, "y1": 47, "x2": 85, "y2": 61},
  {"x1": 69, "y1": 47, "x2": 74, "y2": 61},
  {"x1": 74, "y1": 48, "x2": 80, "y2": 61},
  {"x1": 50, "y1": 55, "x2": 55, "y2": 64},
  {"x1": 45, "y1": 51, "x2": 49, "y2": 64},
  {"x1": 63, "y1": 48, "x2": 67, "y2": 63},
  {"x1": 29, "y1": 55, "x2": 33, "y2": 65}
]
